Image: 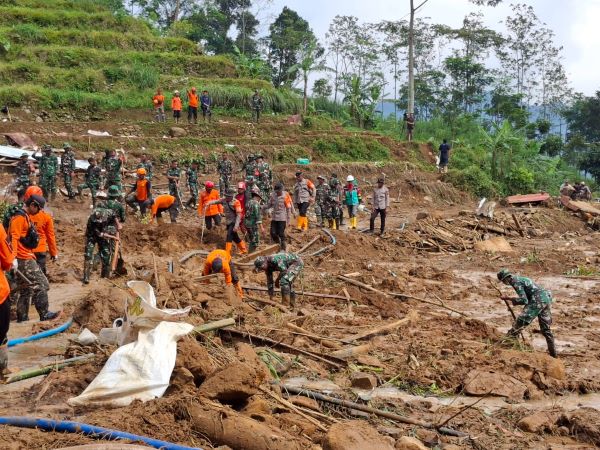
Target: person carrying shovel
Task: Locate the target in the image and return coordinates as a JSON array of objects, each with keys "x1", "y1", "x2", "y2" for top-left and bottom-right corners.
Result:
[{"x1": 497, "y1": 269, "x2": 557, "y2": 358}]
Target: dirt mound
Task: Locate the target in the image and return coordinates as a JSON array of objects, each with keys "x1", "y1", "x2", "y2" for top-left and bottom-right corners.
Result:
[
  {"x1": 70, "y1": 286, "x2": 127, "y2": 332},
  {"x1": 123, "y1": 223, "x2": 202, "y2": 254},
  {"x1": 323, "y1": 420, "x2": 395, "y2": 450}
]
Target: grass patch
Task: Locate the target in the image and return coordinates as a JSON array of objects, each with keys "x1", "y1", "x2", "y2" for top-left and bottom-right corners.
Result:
[
  {"x1": 564, "y1": 265, "x2": 600, "y2": 277},
  {"x1": 445, "y1": 166, "x2": 500, "y2": 198},
  {"x1": 0, "y1": 0, "x2": 113, "y2": 13},
  {"x1": 312, "y1": 136, "x2": 390, "y2": 162}
]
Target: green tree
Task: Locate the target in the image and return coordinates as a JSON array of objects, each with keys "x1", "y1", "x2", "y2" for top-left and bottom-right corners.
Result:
[
  {"x1": 131, "y1": 0, "x2": 200, "y2": 28},
  {"x1": 563, "y1": 92, "x2": 600, "y2": 142},
  {"x1": 313, "y1": 78, "x2": 332, "y2": 98},
  {"x1": 267, "y1": 7, "x2": 315, "y2": 87},
  {"x1": 288, "y1": 38, "x2": 328, "y2": 113}
]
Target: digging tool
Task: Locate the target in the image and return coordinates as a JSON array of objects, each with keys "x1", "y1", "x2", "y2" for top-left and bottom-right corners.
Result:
[
  {"x1": 200, "y1": 206, "x2": 207, "y2": 243},
  {"x1": 14, "y1": 269, "x2": 33, "y2": 286},
  {"x1": 488, "y1": 280, "x2": 527, "y2": 343},
  {"x1": 174, "y1": 182, "x2": 186, "y2": 211}
]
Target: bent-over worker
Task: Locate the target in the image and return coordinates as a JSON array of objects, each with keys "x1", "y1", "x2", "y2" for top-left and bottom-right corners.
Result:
[
  {"x1": 253, "y1": 253, "x2": 304, "y2": 308},
  {"x1": 202, "y1": 249, "x2": 243, "y2": 298},
  {"x1": 151, "y1": 194, "x2": 178, "y2": 224}
]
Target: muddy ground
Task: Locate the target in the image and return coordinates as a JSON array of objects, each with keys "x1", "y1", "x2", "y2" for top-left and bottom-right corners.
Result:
[{"x1": 0, "y1": 115, "x2": 599, "y2": 449}]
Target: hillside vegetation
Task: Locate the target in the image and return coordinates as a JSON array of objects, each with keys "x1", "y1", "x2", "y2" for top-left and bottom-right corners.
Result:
[{"x1": 0, "y1": 0, "x2": 299, "y2": 113}]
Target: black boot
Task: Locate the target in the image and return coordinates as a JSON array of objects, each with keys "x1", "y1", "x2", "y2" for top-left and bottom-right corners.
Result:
[
  {"x1": 82, "y1": 260, "x2": 91, "y2": 284},
  {"x1": 545, "y1": 335, "x2": 558, "y2": 358},
  {"x1": 101, "y1": 265, "x2": 111, "y2": 279},
  {"x1": 289, "y1": 292, "x2": 296, "y2": 309}
]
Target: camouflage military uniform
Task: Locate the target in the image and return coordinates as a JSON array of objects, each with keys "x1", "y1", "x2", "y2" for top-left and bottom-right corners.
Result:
[
  {"x1": 136, "y1": 161, "x2": 153, "y2": 181},
  {"x1": 328, "y1": 176, "x2": 344, "y2": 226},
  {"x1": 244, "y1": 197, "x2": 262, "y2": 252},
  {"x1": 186, "y1": 166, "x2": 199, "y2": 207},
  {"x1": 105, "y1": 157, "x2": 122, "y2": 193},
  {"x1": 37, "y1": 150, "x2": 58, "y2": 200},
  {"x1": 14, "y1": 159, "x2": 32, "y2": 199},
  {"x1": 506, "y1": 275, "x2": 555, "y2": 356},
  {"x1": 217, "y1": 158, "x2": 233, "y2": 196},
  {"x1": 243, "y1": 155, "x2": 258, "y2": 180},
  {"x1": 256, "y1": 161, "x2": 272, "y2": 200},
  {"x1": 315, "y1": 180, "x2": 330, "y2": 226},
  {"x1": 264, "y1": 252, "x2": 304, "y2": 306},
  {"x1": 61, "y1": 148, "x2": 76, "y2": 198},
  {"x1": 166, "y1": 167, "x2": 182, "y2": 206},
  {"x1": 83, "y1": 206, "x2": 117, "y2": 283},
  {"x1": 252, "y1": 94, "x2": 263, "y2": 123},
  {"x1": 15, "y1": 258, "x2": 51, "y2": 322},
  {"x1": 78, "y1": 164, "x2": 102, "y2": 206}
]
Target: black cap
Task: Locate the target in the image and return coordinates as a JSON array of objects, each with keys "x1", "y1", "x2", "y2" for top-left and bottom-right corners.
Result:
[
  {"x1": 26, "y1": 194, "x2": 46, "y2": 208},
  {"x1": 295, "y1": 171, "x2": 302, "y2": 177},
  {"x1": 211, "y1": 258, "x2": 223, "y2": 273},
  {"x1": 274, "y1": 182, "x2": 283, "y2": 191}
]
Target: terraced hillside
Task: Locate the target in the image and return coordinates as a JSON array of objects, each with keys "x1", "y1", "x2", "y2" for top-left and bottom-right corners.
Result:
[{"x1": 0, "y1": 0, "x2": 299, "y2": 112}]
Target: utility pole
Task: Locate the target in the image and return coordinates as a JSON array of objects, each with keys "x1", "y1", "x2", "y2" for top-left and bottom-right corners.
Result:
[{"x1": 408, "y1": 0, "x2": 415, "y2": 116}]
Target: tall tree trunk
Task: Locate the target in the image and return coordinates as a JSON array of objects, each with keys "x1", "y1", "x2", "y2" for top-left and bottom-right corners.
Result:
[
  {"x1": 408, "y1": 0, "x2": 415, "y2": 116},
  {"x1": 303, "y1": 73, "x2": 308, "y2": 114}
]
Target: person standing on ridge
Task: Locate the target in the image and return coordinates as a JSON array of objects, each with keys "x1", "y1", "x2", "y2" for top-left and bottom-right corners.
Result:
[
  {"x1": 201, "y1": 90, "x2": 212, "y2": 122},
  {"x1": 251, "y1": 90, "x2": 263, "y2": 123},
  {"x1": 438, "y1": 139, "x2": 451, "y2": 174},
  {"x1": 187, "y1": 87, "x2": 199, "y2": 124},
  {"x1": 171, "y1": 90, "x2": 182, "y2": 124},
  {"x1": 153, "y1": 88, "x2": 166, "y2": 122}
]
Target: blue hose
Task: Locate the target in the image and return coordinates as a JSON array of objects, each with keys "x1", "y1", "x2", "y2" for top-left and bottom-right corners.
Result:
[
  {"x1": 0, "y1": 417, "x2": 202, "y2": 450},
  {"x1": 7, "y1": 318, "x2": 73, "y2": 348}
]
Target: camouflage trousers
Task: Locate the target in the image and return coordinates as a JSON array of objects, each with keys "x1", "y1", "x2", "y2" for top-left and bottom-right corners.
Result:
[
  {"x1": 77, "y1": 182, "x2": 99, "y2": 205},
  {"x1": 14, "y1": 258, "x2": 50, "y2": 321},
  {"x1": 169, "y1": 183, "x2": 182, "y2": 207},
  {"x1": 63, "y1": 173, "x2": 75, "y2": 197},
  {"x1": 245, "y1": 224, "x2": 260, "y2": 252},
  {"x1": 280, "y1": 260, "x2": 304, "y2": 295},
  {"x1": 508, "y1": 303, "x2": 554, "y2": 346},
  {"x1": 40, "y1": 176, "x2": 57, "y2": 199},
  {"x1": 314, "y1": 202, "x2": 328, "y2": 224},
  {"x1": 219, "y1": 175, "x2": 231, "y2": 196},
  {"x1": 187, "y1": 183, "x2": 198, "y2": 207},
  {"x1": 85, "y1": 236, "x2": 111, "y2": 274}
]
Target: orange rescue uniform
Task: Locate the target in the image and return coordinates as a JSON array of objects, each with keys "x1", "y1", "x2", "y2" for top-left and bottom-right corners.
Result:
[
  {"x1": 136, "y1": 179, "x2": 150, "y2": 201},
  {"x1": 9, "y1": 214, "x2": 36, "y2": 260},
  {"x1": 151, "y1": 194, "x2": 175, "y2": 218},
  {"x1": 188, "y1": 91, "x2": 199, "y2": 107},
  {"x1": 202, "y1": 249, "x2": 233, "y2": 285},
  {"x1": 0, "y1": 225, "x2": 14, "y2": 304},
  {"x1": 29, "y1": 210, "x2": 58, "y2": 257},
  {"x1": 171, "y1": 96, "x2": 182, "y2": 111},
  {"x1": 199, "y1": 189, "x2": 223, "y2": 217},
  {"x1": 153, "y1": 94, "x2": 165, "y2": 106}
]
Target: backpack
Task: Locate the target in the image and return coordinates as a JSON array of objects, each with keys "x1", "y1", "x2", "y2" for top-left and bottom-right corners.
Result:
[{"x1": 12, "y1": 210, "x2": 40, "y2": 250}]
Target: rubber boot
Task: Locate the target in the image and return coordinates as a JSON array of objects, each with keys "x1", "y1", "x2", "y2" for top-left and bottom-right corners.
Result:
[
  {"x1": 101, "y1": 264, "x2": 111, "y2": 279},
  {"x1": 280, "y1": 239, "x2": 286, "y2": 252},
  {"x1": 42, "y1": 311, "x2": 59, "y2": 321},
  {"x1": 0, "y1": 344, "x2": 7, "y2": 373},
  {"x1": 296, "y1": 216, "x2": 302, "y2": 231},
  {"x1": 303, "y1": 216, "x2": 309, "y2": 230},
  {"x1": 546, "y1": 336, "x2": 558, "y2": 358},
  {"x1": 290, "y1": 292, "x2": 296, "y2": 309},
  {"x1": 225, "y1": 242, "x2": 233, "y2": 256},
  {"x1": 281, "y1": 292, "x2": 291, "y2": 307},
  {"x1": 237, "y1": 241, "x2": 248, "y2": 255},
  {"x1": 82, "y1": 260, "x2": 92, "y2": 285},
  {"x1": 353, "y1": 217, "x2": 358, "y2": 229}
]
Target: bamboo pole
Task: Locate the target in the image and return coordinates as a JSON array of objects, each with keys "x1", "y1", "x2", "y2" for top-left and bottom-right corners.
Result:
[{"x1": 5, "y1": 354, "x2": 95, "y2": 384}]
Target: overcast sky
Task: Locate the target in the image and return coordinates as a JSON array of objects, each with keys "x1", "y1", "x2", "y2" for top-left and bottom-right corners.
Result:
[{"x1": 264, "y1": 0, "x2": 599, "y2": 96}]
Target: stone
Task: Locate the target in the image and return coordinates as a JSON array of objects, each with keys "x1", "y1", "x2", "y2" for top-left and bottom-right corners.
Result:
[
  {"x1": 517, "y1": 411, "x2": 558, "y2": 433},
  {"x1": 323, "y1": 420, "x2": 395, "y2": 450},
  {"x1": 289, "y1": 395, "x2": 321, "y2": 412},
  {"x1": 35, "y1": 116, "x2": 44, "y2": 123},
  {"x1": 169, "y1": 126, "x2": 187, "y2": 137},
  {"x1": 463, "y1": 369, "x2": 528, "y2": 399},
  {"x1": 395, "y1": 436, "x2": 428, "y2": 450},
  {"x1": 350, "y1": 371, "x2": 378, "y2": 390},
  {"x1": 415, "y1": 429, "x2": 440, "y2": 447},
  {"x1": 416, "y1": 211, "x2": 430, "y2": 220}
]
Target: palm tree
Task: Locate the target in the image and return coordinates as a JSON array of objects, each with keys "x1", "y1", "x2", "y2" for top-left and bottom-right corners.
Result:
[{"x1": 288, "y1": 39, "x2": 331, "y2": 114}]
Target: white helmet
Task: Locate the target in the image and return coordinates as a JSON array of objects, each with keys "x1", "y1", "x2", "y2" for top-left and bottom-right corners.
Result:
[{"x1": 346, "y1": 175, "x2": 355, "y2": 182}]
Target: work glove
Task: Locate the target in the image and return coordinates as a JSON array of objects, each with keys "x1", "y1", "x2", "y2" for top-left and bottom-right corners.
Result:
[{"x1": 11, "y1": 259, "x2": 18, "y2": 271}]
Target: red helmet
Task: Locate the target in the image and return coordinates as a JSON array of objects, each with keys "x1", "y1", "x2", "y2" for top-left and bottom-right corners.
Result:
[
  {"x1": 205, "y1": 181, "x2": 214, "y2": 189},
  {"x1": 237, "y1": 182, "x2": 246, "y2": 190},
  {"x1": 24, "y1": 185, "x2": 43, "y2": 201}
]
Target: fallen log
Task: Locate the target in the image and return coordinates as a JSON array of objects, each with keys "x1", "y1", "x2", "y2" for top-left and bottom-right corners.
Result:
[
  {"x1": 237, "y1": 244, "x2": 280, "y2": 263},
  {"x1": 191, "y1": 318, "x2": 236, "y2": 335},
  {"x1": 191, "y1": 273, "x2": 220, "y2": 282},
  {"x1": 296, "y1": 236, "x2": 321, "y2": 254},
  {"x1": 337, "y1": 275, "x2": 388, "y2": 296},
  {"x1": 243, "y1": 285, "x2": 348, "y2": 300},
  {"x1": 511, "y1": 213, "x2": 525, "y2": 237},
  {"x1": 280, "y1": 384, "x2": 468, "y2": 438},
  {"x1": 285, "y1": 322, "x2": 343, "y2": 345},
  {"x1": 341, "y1": 310, "x2": 417, "y2": 343},
  {"x1": 330, "y1": 343, "x2": 372, "y2": 360},
  {"x1": 188, "y1": 401, "x2": 307, "y2": 450},
  {"x1": 245, "y1": 295, "x2": 289, "y2": 313},
  {"x1": 5, "y1": 354, "x2": 95, "y2": 384},
  {"x1": 390, "y1": 292, "x2": 469, "y2": 317},
  {"x1": 222, "y1": 329, "x2": 345, "y2": 369}
]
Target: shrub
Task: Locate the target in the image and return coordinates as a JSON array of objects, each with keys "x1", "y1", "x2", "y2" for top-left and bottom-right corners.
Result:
[
  {"x1": 446, "y1": 166, "x2": 500, "y2": 198},
  {"x1": 505, "y1": 166, "x2": 535, "y2": 195},
  {"x1": 313, "y1": 136, "x2": 390, "y2": 162}
]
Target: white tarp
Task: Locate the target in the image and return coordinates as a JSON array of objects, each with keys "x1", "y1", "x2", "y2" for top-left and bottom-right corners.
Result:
[
  {"x1": 0, "y1": 145, "x2": 89, "y2": 170},
  {"x1": 68, "y1": 281, "x2": 193, "y2": 407}
]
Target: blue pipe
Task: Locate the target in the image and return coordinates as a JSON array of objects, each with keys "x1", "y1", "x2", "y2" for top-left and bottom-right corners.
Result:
[
  {"x1": 8, "y1": 318, "x2": 73, "y2": 348},
  {"x1": 0, "y1": 417, "x2": 202, "y2": 450}
]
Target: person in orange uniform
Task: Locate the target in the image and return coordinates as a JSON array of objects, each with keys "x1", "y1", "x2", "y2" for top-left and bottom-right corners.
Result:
[
  {"x1": 9, "y1": 195, "x2": 58, "y2": 322},
  {"x1": 125, "y1": 168, "x2": 152, "y2": 216},
  {"x1": 187, "y1": 87, "x2": 199, "y2": 124},
  {"x1": 202, "y1": 249, "x2": 243, "y2": 298},
  {"x1": 198, "y1": 181, "x2": 222, "y2": 230},
  {"x1": 151, "y1": 194, "x2": 178, "y2": 224},
  {"x1": 152, "y1": 88, "x2": 165, "y2": 122},
  {"x1": 27, "y1": 194, "x2": 58, "y2": 276},
  {"x1": 0, "y1": 222, "x2": 14, "y2": 373},
  {"x1": 206, "y1": 187, "x2": 247, "y2": 255},
  {"x1": 23, "y1": 185, "x2": 43, "y2": 202},
  {"x1": 171, "y1": 90, "x2": 182, "y2": 124}
]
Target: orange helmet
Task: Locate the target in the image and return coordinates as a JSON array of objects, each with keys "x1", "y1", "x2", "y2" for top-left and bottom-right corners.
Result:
[
  {"x1": 237, "y1": 182, "x2": 246, "y2": 190},
  {"x1": 24, "y1": 185, "x2": 43, "y2": 201},
  {"x1": 137, "y1": 168, "x2": 147, "y2": 176}
]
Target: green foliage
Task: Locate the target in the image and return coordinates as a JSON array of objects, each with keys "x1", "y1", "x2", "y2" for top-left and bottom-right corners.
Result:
[
  {"x1": 313, "y1": 136, "x2": 390, "y2": 162},
  {"x1": 446, "y1": 166, "x2": 499, "y2": 198},
  {"x1": 505, "y1": 166, "x2": 535, "y2": 194},
  {"x1": 565, "y1": 265, "x2": 600, "y2": 277},
  {"x1": 540, "y1": 134, "x2": 563, "y2": 157}
]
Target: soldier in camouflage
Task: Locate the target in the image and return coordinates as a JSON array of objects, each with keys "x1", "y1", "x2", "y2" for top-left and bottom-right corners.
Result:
[
  {"x1": 242, "y1": 154, "x2": 258, "y2": 180},
  {"x1": 325, "y1": 181, "x2": 341, "y2": 230},
  {"x1": 244, "y1": 189, "x2": 265, "y2": 253},
  {"x1": 105, "y1": 150, "x2": 123, "y2": 194},
  {"x1": 251, "y1": 90, "x2": 263, "y2": 123},
  {"x1": 14, "y1": 153, "x2": 33, "y2": 201},
  {"x1": 217, "y1": 153, "x2": 233, "y2": 196},
  {"x1": 314, "y1": 175, "x2": 330, "y2": 227},
  {"x1": 77, "y1": 157, "x2": 102, "y2": 207},
  {"x1": 328, "y1": 173, "x2": 344, "y2": 227},
  {"x1": 83, "y1": 200, "x2": 119, "y2": 284},
  {"x1": 61, "y1": 143, "x2": 76, "y2": 199},
  {"x1": 185, "y1": 161, "x2": 200, "y2": 208},
  {"x1": 36, "y1": 145, "x2": 59, "y2": 201},
  {"x1": 105, "y1": 185, "x2": 126, "y2": 224},
  {"x1": 254, "y1": 253, "x2": 304, "y2": 308},
  {"x1": 100, "y1": 149, "x2": 111, "y2": 189},
  {"x1": 255, "y1": 155, "x2": 272, "y2": 200},
  {"x1": 166, "y1": 160, "x2": 183, "y2": 209},
  {"x1": 497, "y1": 269, "x2": 557, "y2": 357},
  {"x1": 136, "y1": 153, "x2": 153, "y2": 181}
]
